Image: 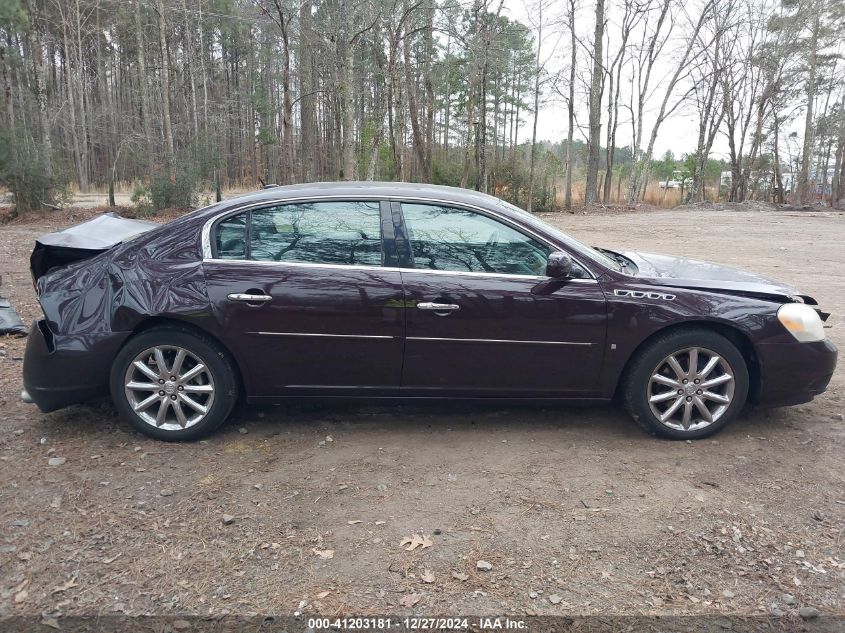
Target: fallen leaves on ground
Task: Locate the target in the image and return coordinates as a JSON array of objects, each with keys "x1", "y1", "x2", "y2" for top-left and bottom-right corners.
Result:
[
  {"x1": 400, "y1": 534, "x2": 432, "y2": 551},
  {"x1": 52, "y1": 576, "x2": 78, "y2": 594},
  {"x1": 399, "y1": 593, "x2": 422, "y2": 607}
]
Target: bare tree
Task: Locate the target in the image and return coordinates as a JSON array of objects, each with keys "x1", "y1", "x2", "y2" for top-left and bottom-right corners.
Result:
[
  {"x1": 796, "y1": 0, "x2": 823, "y2": 204},
  {"x1": 602, "y1": 0, "x2": 639, "y2": 203},
  {"x1": 525, "y1": 0, "x2": 560, "y2": 211},
  {"x1": 584, "y1": 0, "x2": 604, "y2": 205},
  {"x1": 624, "y1": 0, "x2": 675, "y2": 202},
  {"x1": 686, "y1": 0, "x2": 731, "y2": 203},
  {"x1": 564, "y1": 0, "x2": 577, "y2": 209},
  {"x1": 832, "y1": 94, "x2": 845, "y2": 207},
  {"x1": 627, "y1": 0, "x2": 715, "y2": 202},
  {"x1": 2, "y1": 0, "x2": 842, "y2": 215},
  {"x1": 156, "y1": 0, "x2": 175, "y2": 169}
]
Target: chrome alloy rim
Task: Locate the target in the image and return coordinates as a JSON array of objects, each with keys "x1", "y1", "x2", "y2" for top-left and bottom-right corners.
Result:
[
  {"x1": 124, "y1": 346, "x2": 215, "y2": 431},
  {"x1": 647, "y1": 347, "x2": 735, "y2": 432}
]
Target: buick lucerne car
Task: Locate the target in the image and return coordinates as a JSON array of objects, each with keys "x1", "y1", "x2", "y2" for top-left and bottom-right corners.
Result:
[{"x1": 22, "y1": 182, "x2": 837, "y2": 441}]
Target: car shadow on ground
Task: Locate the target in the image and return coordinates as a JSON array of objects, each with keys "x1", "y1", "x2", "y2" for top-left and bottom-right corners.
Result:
[{"x1": 27, "y1": 396, "x2": 806, "y2": 447}]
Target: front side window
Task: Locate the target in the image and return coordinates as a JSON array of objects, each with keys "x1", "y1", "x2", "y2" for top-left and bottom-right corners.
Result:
[
  {"x1": 401, "y1": 203, "x2": 556, "y2": 276},
  {"x1": 214, "y1": 200, "x2": 383, "y2": 266}
]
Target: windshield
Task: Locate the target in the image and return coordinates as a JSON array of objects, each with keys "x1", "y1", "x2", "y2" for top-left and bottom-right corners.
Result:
[{"x1": 496, "y1": 200, "x2": 622, "y2": 272}]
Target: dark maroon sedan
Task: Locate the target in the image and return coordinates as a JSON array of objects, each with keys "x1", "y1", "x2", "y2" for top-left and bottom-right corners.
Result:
[{"x1": 22, "y1": 183, "x2": 837, "y2": 440}]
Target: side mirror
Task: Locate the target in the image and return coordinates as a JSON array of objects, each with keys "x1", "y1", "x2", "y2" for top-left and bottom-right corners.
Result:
[{"x1": 545, "y1": 251, "x2": 573, "y2": 279}]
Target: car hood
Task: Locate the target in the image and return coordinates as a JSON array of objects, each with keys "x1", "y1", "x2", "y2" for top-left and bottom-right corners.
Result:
[{"x1": 621, "y1": 251, "x2": 813, "y2": 304}]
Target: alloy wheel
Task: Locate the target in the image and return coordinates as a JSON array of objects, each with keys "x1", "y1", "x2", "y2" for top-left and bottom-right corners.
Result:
[
  {"x1": 123, "y1": 345, "x2": 215, "y2": 431},
  {"x1": 647, "y1": 346, "x2": 735, "y2": 432}
]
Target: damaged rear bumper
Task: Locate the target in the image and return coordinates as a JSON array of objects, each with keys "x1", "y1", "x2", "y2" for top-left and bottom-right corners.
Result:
[{"x1": 22, "y1": 319, "x2": 127, "y2": 412}]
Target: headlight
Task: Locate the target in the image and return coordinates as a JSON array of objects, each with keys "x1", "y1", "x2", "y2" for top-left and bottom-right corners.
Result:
[{"x1": 777, "y1": 303, "x2": 825, "y2": 342}]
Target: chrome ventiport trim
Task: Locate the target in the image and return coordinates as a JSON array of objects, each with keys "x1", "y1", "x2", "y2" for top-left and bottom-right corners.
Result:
[{"x1": 614, "y1": 289, "x2": 676, "y2": 301}]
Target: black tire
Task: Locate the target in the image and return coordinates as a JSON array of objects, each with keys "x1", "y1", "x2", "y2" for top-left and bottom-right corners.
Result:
[
  {"x1": 110, "y1": 325, "x2": 238, "y2": 441},
  {"x1": 622, "y1": 328, "x2": 749, "y2": 440}
]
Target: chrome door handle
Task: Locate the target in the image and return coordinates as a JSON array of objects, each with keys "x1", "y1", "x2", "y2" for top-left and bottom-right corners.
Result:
[
  {"x1": 227, "y1": 293, "x2": 272, "y2": 303},
  {"x1": 417, "y1": 302, "x2": 460, "y2": 312}
]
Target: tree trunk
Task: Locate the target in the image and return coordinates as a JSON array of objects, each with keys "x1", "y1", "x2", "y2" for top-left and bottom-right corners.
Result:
[
  {"x1": 366, "y1": 18, "x2": 387, "y2": 181},
  {"x1": 584, "y1": 0, "x2": 604, "y2": 206},
  {"x1": 564, "y1": 0, "x2": 576, "y2": 210},
  {"x1": 73, "y1": 0, "x2": 90, "y2": 190},
  {"x1": 832, "y1": 96, "x2": 845, "y2": 208},
  {"x1": 403, "y1": 0, "x2": 429, "y2": 180},
  {"x1": 182, "y1": 0, "x2": 199, "y2": 139},
  {"x1": 1, "y1": 43, "x2": 14, "y2": 130},
  {"x1": 796, "y1": 7, "x2": 820, "y2": 205},
  {"x1": 157, "y1": 0, "x2": 175, "y2": 168},
  {"x1": 388, "y1": 23, "x2": 405, "y2": 182},
  {"x1": 526, "y1": 2, "x2": 543, "y2": 213},
  {"x1": 273, "y1": 0, "x2": 293, "y2": 184},
  {"x1": 340, "y1": 45, "x2": 355, "y2": 180},
  {"x1": 299, "y1": 0, "x2": 316, "y2": 181},
  {"x1": 688, "y1": 34, "x2": 723, "y2": 204},
  {"x1": 602, "y1": 4, "x2": 631, "y2": 205},
  {"x1": 25, "y1": 1, "x2": 52, "y2": 181},
  {"x1": 197, "y1": 0, "x2": 210, "y2": 134},
  {"x1": 773, "y1": 113, "x2": 784, "y2": 204},
  {"x1": 423, "y1": 1, "x2": 435, "y2": 181},
  {"x1": 60, "y1": 17, "x2": 85, "y2": 189}
]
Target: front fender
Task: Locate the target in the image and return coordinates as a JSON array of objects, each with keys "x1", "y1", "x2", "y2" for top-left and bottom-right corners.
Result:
[{"x1": 598, "y1": 282, "x2": 785, "y2": 396}]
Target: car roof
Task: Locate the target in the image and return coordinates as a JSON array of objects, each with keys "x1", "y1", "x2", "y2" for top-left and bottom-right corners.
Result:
[{"x1": 207, "y1": 181, "x2": 512, "y2": 215}]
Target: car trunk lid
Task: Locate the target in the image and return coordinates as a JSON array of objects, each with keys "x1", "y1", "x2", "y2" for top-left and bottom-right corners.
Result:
[{"x1": 30, "y1": 212, "x2": 158, "y2": 282}]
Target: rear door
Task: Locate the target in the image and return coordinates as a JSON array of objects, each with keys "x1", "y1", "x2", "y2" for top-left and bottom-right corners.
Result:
[
  {"x1": 395, "y1": 201, "x2": 608, "y2": 397},
  {"x1": 202, "y1": 199, "x2": 405, "y2": 397}
]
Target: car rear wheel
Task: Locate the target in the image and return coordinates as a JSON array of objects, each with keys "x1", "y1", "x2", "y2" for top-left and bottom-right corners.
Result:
[
  {"x1": 110, "y1": 326, "x2": 238, "y2": 441},
  {"x1": 623, "y1": 328, "x2": 749, "y2": 439}
]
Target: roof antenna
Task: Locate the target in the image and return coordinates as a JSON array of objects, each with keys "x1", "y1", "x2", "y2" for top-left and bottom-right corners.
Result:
[{"x1": 258, "y1": 176, "x2": 279, "y2": 190}]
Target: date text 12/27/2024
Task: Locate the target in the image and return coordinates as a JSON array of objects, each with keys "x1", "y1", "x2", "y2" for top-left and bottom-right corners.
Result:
[{"x1": 307, "y1": 617, "x2": 528, "y2": 630}]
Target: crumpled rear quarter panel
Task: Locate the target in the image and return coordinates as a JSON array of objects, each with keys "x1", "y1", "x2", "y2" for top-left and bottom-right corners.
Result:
[
  {"x1": 26, "y1": 215, "x2": 215, "y2": 411},
  {"x1": 108, "y1": 219, "x2": 213, "y2": 331}
]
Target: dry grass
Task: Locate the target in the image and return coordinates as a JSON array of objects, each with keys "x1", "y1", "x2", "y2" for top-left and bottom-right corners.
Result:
[
  {"x1": 641, "y1": 185, "x2": 683, "y2": 207},
  {"x1": 549, "y1": 181, "x2": 683, "y2": 209}
]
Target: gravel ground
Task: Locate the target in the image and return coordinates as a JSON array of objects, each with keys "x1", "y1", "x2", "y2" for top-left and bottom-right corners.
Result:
[{"x1": 0, "y1": 203, "x2": 843, "y2": 623}]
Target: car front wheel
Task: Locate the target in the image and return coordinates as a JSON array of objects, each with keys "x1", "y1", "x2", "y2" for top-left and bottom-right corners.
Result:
[
  {"x1": 623, "y1": 328, "x2": 749, "y2": 439},
  {"x1": 110, "y1": 326, "x2": 238, "y2": 441}
]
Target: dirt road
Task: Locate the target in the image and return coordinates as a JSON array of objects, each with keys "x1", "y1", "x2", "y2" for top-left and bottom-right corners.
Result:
[{"x1": 1, "y1": 205, "x2": 843, "y2": 621}]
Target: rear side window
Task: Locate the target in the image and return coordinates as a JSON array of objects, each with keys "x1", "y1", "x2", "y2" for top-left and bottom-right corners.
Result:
[
  {"x1": 213, "y1": 201, "x2": 383, "y2": 266},
  {"x1": 215, "y1": 215, "x2": 247, "y2": 259}
]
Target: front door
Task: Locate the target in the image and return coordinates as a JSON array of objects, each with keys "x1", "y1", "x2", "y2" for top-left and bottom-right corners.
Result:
[
  {"x1": 202, "y1": 199, "x2": 405, "y2": 397},
  {"x1": 396, "y1": 202, "x2": 607, "y2": 397}
]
